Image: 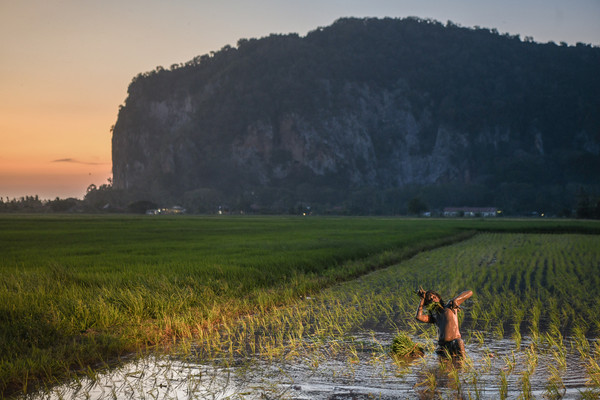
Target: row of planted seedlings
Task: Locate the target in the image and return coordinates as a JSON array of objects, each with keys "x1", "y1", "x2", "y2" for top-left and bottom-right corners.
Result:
[
  {"x1": 409, "y1": 232, "x2": 600, "y2": 399},
  {"x1": 179, "y1": 232, "x2": 600, "y2": 398},
  {"x1": 187, "y1": 276, "x2": 416, "y2": 365},
  {"x1": 448, "y1": 233, "x2": 600, "y2": 399}
]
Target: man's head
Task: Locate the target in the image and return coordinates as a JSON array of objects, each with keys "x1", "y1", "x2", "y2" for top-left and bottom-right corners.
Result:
[{"x1": 424, "y1": 290, "x2": 443, "y2": 305}]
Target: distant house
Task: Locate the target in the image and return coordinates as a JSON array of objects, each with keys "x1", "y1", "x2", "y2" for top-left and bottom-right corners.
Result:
[
  {"x1": 145, "y1": 206, "x2": 186, "y2": 215},
  {"x1": 443, "y1": 207, "x2": 499, "y2": 217}
]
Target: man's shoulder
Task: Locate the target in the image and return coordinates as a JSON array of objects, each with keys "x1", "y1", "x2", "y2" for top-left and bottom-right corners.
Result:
[{"x1": 445, "y1": 300, "x2": 459, "y2": 310}]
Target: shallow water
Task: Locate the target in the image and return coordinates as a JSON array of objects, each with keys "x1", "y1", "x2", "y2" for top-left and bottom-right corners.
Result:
[{"x1": 25, "y1": 332, "x2": 597, "y2": 400}]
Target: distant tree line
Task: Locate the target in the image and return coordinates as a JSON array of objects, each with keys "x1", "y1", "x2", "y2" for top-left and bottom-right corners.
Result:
[
  {"x1": 0, "y1": 179, "x2": 153, "y2": 214},
  {"x1": 0, "y1": 196, "x2": 81, "y2": 213},
  {"x1": 3, "y1": 183, "x2": 600, "y2": 219}
]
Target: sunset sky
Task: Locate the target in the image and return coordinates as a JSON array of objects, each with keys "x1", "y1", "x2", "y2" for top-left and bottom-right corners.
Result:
[{"x1": 1, "y1": 0, "x2": 599, "y2": 200}]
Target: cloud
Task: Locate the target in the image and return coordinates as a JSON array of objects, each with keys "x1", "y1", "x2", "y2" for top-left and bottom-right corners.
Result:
[{"x1": 51, "y1": 158, "x2": 107, "y2": 165}]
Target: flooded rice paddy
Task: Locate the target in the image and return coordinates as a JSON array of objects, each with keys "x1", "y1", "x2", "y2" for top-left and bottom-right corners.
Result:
[
  {"x1": 20, "y1": 233, "x2": 600, "y2": 399},
  {"x1": 24, "y1": 332, "x2": 596, "y2": 399}
]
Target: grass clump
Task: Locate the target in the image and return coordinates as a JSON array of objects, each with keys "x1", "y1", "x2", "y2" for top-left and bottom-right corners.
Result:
[{"x1": 391, "y1": 332, "x2": 424, "y2": 358}]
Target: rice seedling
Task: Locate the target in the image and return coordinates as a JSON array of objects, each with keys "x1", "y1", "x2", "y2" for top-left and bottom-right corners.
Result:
[
  {"x1": 544, "y1": 362, "x2": 566, "y2": 400},
  {"x1": 414, "y1": 367, "x2": 439, "y2": 398},
  {"x1": 544, "y1": 331, "x2": 567, "y2": 371},
  {"x1": 390, "y1": 332, "x2": 425, "y2": 359},
  {"x1": 493, "y1": 320, "x2": 505, "y2": 339},
  {"x1": 580, "y1": 389, "x2": 600, "y2": 400},
  {"x1": 447, "y1": 363, "x2": 463, "y2": 397},
  {"x1": 572, "y1": 324, "x2": 591, "y2": 360},
  {"x1": 520, "y1": 369, "x2": 533, "y2": 400},
  {"x1": 499, "y1": 369, "x2": 509, "y2": 400},
  {"x1": 502, "y1": 350, "x2": 517, "y2": 375},
  {"x1": 473, "y1": 330, "x2": 486, "y2": 346},
  {"x1": 585, "y1": 341, "x2": 600, "y2": 388},
  {"x1": 463, "y1": 356, "x2": 483, "y2": 400}
]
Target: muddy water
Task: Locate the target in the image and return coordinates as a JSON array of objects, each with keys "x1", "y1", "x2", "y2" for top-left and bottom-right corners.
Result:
[{"x1": 26, "y1": 332, "x2": 595, "y2": 400}]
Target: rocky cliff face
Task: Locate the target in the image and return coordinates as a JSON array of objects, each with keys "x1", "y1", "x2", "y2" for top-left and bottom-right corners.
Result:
[{"x1": 112, "y1": 17, "x2": 600, "y2": 214}]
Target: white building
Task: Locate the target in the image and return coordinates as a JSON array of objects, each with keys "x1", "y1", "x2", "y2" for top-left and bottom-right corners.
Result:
[{"x1": 443, "y1": 207, "x2": 499, "y2": 217}]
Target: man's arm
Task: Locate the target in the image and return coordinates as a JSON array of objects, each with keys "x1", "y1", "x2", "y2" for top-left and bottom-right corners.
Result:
[
  {"x1": 451, "y1": 290, "x2": 473, "y2": 308},
  {"x1": 415, "y1": 296, "x2": 431, "y2": 323}
]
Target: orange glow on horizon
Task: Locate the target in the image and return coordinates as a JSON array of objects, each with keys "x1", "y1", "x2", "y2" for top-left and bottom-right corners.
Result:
[
  {"x1": 0, "y1": 103, "x2": 114, "y2": 200},
  {"x1": 0, "y1": 157, "x2": 112, "y2": 200},
  {"x1": 0, "y1": 67, "x2": 118, "y2": 200}
]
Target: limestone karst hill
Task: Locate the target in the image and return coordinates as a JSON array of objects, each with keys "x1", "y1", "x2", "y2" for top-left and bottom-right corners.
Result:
[{"x1": 111, "y1": 17, "x2": 600, "y2": 214}]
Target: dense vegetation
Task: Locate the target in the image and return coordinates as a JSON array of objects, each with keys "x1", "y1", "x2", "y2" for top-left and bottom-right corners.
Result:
[
  {"x1": 1, "y1": 215, "x2": 599, "y2": 396},
  {"x1": 112, "y1": 17, "x2": 600, "y2": 215},
  {"x1": 4, "y1": 187, "x2": 600, "y2": 219}
]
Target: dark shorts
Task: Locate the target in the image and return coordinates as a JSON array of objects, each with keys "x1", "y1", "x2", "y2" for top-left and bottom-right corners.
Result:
[{"x1": 436, "y1": 338, "x2": 465, "y2": 357}]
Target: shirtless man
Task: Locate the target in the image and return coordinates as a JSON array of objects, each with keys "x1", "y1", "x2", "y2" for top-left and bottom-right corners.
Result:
[{"x1": 415, "y1": 288, "x2": 473, "y2": 358}]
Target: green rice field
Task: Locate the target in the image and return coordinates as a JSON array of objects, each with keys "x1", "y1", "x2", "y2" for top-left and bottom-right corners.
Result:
[{"x1": 1, "y1": 215, "x2": 599, "y2": 398}]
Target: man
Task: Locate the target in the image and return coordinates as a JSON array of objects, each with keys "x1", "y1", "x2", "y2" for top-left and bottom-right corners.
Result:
[{"x1": 415, "y1": 288, "x2": 473, "y2": 358}]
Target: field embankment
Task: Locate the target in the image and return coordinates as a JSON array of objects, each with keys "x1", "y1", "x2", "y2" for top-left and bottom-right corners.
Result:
[{"x1": 1, "y1": 215, "x2": 598, "y2": 397}]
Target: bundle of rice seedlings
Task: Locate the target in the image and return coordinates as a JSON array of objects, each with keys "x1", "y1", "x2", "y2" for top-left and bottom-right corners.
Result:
[{"x1": 391, "y1": 332, "x2": 425, "y2": 358}]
